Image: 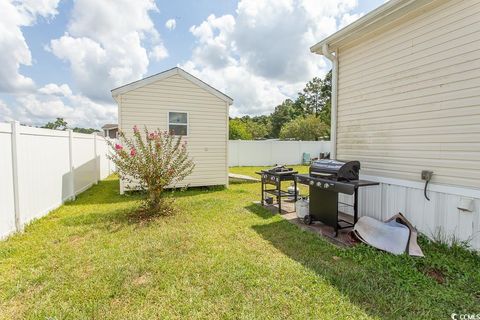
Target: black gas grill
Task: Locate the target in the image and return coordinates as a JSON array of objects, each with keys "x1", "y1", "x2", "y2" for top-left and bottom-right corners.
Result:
[
  {"x1": 294, "y1": 160, "x2": 379, "y2": 236},
  {"x1": 256, "y1": 166, "x2": 298, "y2": 213}
]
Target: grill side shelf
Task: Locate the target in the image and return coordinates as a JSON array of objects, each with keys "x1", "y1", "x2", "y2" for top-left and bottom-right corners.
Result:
[{"x1": 264, "y1": 189, "x2": 294, "y2": 197}]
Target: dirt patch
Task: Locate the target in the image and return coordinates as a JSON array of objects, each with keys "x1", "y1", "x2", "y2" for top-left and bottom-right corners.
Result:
[
  {"x1": 68, "y1": 235, "x2": 86, "y2": 247},
  {"x1": 78, "y1": 264, "x2": 95, "y2": 280},
  {"x1": 423, "y1": 267, "x2": 446, "y2": 284},
  {"x1": 132, "y1": 273, "x2": 151, "y2": 286},
  {"x1": 126, "y1": 205, "x2": 177, "y2": 224}
]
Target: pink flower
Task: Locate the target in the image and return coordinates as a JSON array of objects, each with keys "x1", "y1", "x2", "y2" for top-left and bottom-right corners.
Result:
[
  {"x1": 133, "y1": 125, "x2": 139, "y2": 134},
  {"x1": 148, "y1": 132, "x2": 158, "y2": 140},
  {"x1": 115, "y1": 144, "x2": 123, "y2": 150},
  {"x1": 130, "y1": 147, "x2": 136, "y2": 157}
]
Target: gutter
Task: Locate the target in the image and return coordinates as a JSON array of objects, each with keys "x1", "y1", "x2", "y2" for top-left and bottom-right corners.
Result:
[{"x1": 321, "y1": 44, "x2": 338, "y2": 160}]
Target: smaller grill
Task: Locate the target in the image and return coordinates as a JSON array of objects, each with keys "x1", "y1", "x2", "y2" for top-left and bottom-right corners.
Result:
[
  {"x1": 310, "y1": 159, "x2": 360, "y2": 181},
  {"x1": 256, "y1": 165, "x2": 298, "y2": 213},
  {"x1": 266, "y1": 165, "x2": 294, "y2": 173}
]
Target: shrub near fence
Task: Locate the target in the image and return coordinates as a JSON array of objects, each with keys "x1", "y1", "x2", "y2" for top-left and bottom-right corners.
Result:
[
  {"x1": 0, "y1": 121, "x2": 114, "y2": 239},
  {"x1": 228, "y1": 140, "x2": 331, "y2": 166}
]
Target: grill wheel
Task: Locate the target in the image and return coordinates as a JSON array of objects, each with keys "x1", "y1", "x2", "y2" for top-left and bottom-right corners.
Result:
[{"x1": 303, "y1": 215, "x2": 313, "y2": 225}]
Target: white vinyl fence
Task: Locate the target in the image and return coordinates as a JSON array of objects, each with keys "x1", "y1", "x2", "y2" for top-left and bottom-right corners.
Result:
[
  {"x1": 0, "y1": 121, "x2": 114, "y2": 239},
  {"x1": 229, "y1": 140, "x2": 331, "y2": 166}
]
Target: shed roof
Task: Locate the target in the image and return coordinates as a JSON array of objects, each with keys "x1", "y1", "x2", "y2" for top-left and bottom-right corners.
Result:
[
  {"x1": 101, "y1": 124, "x2": 118, "y2": 130},
  {"x1": 111, "y1": 67, "x2": 233, "y2": 104},
  {"x1": 310, "y1": 0, "x2": 442, "y2": 54}
]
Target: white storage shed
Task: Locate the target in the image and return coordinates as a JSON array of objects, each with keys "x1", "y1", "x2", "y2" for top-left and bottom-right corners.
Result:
[{"x1": 111, "y1": 67, "x2": 233, "y2": 191}]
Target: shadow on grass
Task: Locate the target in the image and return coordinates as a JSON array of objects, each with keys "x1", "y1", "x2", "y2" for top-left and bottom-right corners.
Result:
[
  {"x1": 244, "y1": 203, "x2": 276, "y2": 220},
  {"x1": 229, "y1": 179, "x2": 259, "y2": 185},
  {"x1": 249, "y1": 205, "x2": 480, "y2": 319},
  {"x1": 70, "y1": 179, "x2": 226, "y2": 206},
  {"x1": 65, "y1": 179, "x2": 142, "y2": 206},
  {"x1": 60, "y1": 206, "x2": 180, "y2": 231},
  {"x1": 60, "y1": 179, "x2": 226, "y2": 230},
  {"x1": 60, "y1": 207, "x2": 134, "y2": 229},
  {"x1": 59, "y1": 179, "x2": 148, "y2": 229},
  {"x1": 166, "y1": 185, "x2": 226, "y2": 198}
]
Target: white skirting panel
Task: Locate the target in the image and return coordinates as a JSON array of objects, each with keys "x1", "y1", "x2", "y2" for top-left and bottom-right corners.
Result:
[{"x1": 338, "y1": 175, "x2": 480, "y2": 250}]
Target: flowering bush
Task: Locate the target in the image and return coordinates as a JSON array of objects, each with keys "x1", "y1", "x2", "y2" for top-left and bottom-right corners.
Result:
[{"x1": 108, "y1": 125, "x2": 195, "y2": 215}]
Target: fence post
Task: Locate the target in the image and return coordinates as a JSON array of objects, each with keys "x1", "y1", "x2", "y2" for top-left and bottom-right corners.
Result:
[
  {"x1": 10, "y1": 121, "x2": 22, "y2": 232},
  {"x1": 93, "y1": 132, "x2": 98, "y2": 184},
  {"x1": 269, "y1": 140, "x2": 273, "y2": 165},
  {"x1": 68, "y1": 129, "x2": 75, "y2": 200},
  {"x1": 107, "y1": 137, "x2": 111, "y2": 175},
  {"x1": 236, "y1": 141, "x2": 240, "y2": 167},
  {"x1": 298, "y1": 141, "x2": 302, "y2": 164}
]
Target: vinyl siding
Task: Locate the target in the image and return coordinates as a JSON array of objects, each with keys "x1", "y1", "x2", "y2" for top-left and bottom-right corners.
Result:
[
  {"x1": 119, "y1": 74, "x2": 228, "y2": 187},
  {"x1": 336, "y1": 0, "x2": 480, "y2": 189}
]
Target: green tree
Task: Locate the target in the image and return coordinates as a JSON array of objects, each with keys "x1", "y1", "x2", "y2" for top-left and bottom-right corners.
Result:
[
  {"x1": 229, "y1": 119, "x2": 252, "y2": 140},
  {"x1": 321, "y1": 70, "x2": 332, "y2": 104},
  {"x1": 291, "y1": 95, "x2": 307, "y2": 118},
  {"x1": 42, "y1": 118, "x2": 68, "y2": 130},
  {"x1": 279, "y1": 114, "x2": 329, "y2": 141},
  {"x1": 294, "y1": 70, "x2": 332, "y2": 138},
  {"x1": 245, "y1": 120, "x2": 268, "y2": 139},
  {"x1": 298, "y1": 77, "x2": 324, "y2": 116},
  {"x1": 270, "y1": 99, "x2": 295, "y2": 138},
  {"x1": 318, "y1": 70, "x2": 332, "y2": 138},
  {"x1": 73, "y1": 127, "x2": 100, "y2": 134},
  {"x1": 247, "y1": 115, "x2": 272, "y2": 138}
]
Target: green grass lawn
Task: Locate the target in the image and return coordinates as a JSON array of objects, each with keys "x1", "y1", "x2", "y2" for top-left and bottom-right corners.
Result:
[{"x1": 0, "y1": 166, "x2": 479, "y2": 319}]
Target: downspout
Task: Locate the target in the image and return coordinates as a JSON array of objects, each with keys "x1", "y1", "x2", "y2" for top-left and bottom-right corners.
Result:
[{"x1": 321, "y1": 43, "x2": 338, "y2": 160}]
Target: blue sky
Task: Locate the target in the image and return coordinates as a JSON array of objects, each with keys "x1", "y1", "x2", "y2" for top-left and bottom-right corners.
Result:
[{"x1": 0, "y1": 0, "x2": 384, "y2": 128}]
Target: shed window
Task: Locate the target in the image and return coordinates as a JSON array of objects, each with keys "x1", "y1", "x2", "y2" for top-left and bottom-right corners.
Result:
[{"x1": 168, "y1": 112, "x2": 188, "y2": 136}]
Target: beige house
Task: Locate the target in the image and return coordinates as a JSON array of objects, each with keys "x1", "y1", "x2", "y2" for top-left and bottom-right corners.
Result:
[
  {"x1": 111, "y1": 67, "x2": 233, "y2": 191},
  {"x1": 311, "y1": 0, "x2": 480, "y2": 249},
  {"x1": 101, "y1": 123, "x2": 118, "y2": 139}
]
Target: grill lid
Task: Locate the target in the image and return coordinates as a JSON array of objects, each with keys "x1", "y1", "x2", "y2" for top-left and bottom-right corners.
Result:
[{"x1": 310, "y1": 159, "x2": 360, "y2": 181}]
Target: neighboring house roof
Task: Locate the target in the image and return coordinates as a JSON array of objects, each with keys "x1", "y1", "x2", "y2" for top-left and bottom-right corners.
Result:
[
  {"x1": 310, "y1": 0, "x2": 440, "y2": 54},
  {"x1": 111, "y1": 67, "x2": 233, "y2": 105},
  {"x1": 102, "y1": 124, "x2": 118, "y2": 130}
]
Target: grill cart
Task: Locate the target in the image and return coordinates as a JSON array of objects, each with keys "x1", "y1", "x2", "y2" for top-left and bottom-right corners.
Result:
[{"x1": 256, "y1": 166, "x2": 298, "y2": 213}]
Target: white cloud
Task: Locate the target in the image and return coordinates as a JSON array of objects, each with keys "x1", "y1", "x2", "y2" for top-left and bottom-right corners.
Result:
[
  {"x1": 165, "y1": 18, "x2": 176, "y2": 31},
  {"x1": 0, "y1": 0, "x2": 60, "y2": 93},
  {"x1": 38, "y1": 83, "x2": 73, "y2": 96},
  {"x1": 149, "y1": 44, "x2": 169, "y2": 61},
  {"x1": 183, "y1": 0, "x2": 359, "y2": 116},
  {"x1": 339, "y1": 12, "x2": 363, "y2": 29},
  {"x1": 0, "y1": 0, "x2": 118, "y2": 128},
  {"x1": 0, "y1": 100, "x2": 13, "y2": 122},
  {"x1": 2, "y1": 83, "x2": 117, "y2": 128},
  {"x1": 48, "y1": 0, "x2": 165, "y2": 102}
]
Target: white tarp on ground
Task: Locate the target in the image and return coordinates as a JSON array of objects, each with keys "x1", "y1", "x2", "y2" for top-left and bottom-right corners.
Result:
[{"x1": 354, "y1": 213, "x2": 424, "y2": 257}]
